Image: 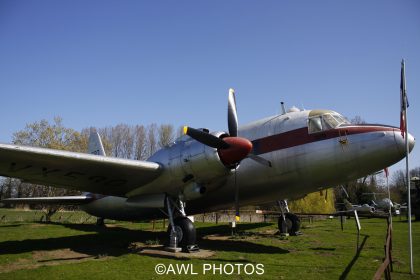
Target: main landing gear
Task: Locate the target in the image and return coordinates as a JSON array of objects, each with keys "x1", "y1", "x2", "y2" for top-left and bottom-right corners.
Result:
[
  {"x1": 277, "y1": 200, "x2": 301, "y2": 236},
  {"x1": 164, "y1": 196, "x2": 199, "y2": 253},
  {"x1": 96, "y1": 217, "x2": 105, "y2": 227}
]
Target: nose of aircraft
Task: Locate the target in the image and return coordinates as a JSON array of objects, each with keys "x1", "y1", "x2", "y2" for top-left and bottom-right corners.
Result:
[
  {"x1": 395, "y1": 130, "x2": 415, "y2": 157},
  {"x1": 408, "y1": 132, "x2": 415, "y2": 152}
]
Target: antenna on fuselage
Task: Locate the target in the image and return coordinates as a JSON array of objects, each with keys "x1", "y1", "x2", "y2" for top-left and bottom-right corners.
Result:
[{"x1": 280, "y1": 102, "x2": 286, "y2": 115}]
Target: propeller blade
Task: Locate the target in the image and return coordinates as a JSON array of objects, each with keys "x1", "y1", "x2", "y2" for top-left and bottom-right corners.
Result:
[
  {"x1": 247, "y1": 154, "x2": 272, "y2": 167},
  {"x1": 183, "y1": 126, "x2": 230, "y2": 149},
  {"x1": 228, "y1": 88, "x2": 238, "y2": 137}
]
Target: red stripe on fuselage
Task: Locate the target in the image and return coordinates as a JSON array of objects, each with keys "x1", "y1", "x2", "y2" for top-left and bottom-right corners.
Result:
[{"x1": 251, "y1": 125, "x2": 398, "y2": 155}]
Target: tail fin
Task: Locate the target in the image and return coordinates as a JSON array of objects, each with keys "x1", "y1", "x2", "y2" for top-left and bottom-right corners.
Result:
[{"x1": 88, "y1": 132, "x2": 106, "y2": 156}]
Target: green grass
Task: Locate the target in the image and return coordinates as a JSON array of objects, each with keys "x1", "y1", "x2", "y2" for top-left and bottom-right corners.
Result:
[{"x1": 0, "y1": 209, "x2": 419, "y2": 279}]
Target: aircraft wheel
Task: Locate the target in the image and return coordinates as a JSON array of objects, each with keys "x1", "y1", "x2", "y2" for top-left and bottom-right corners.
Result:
[
  {"x1": 278, "y1": 213, "x2": 301, "y2": 235},
  {"x1": 167, "y1": 217, "x2": 196, "y2": 248}
]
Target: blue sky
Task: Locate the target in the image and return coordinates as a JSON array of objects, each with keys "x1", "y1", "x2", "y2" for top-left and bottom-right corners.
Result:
[{"x1": 0, "y1": 1, "x2": 419, "y2": 175}]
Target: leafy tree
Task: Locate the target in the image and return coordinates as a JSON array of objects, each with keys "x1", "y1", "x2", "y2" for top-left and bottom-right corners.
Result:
[
  {"x1": 7, "y1": 117, "x2": 86, "y2": 213},
  {"x1": 13, "y1": 116, "x2": 87, "y2": 152},
  {"x1": 289, "y1": 188, "x2": 336, "y2": 213}
]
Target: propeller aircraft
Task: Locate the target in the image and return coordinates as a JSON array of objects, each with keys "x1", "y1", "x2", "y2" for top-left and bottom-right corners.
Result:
[{"x1": 0, "y1": 88, "x2": 415, "y2": 252}]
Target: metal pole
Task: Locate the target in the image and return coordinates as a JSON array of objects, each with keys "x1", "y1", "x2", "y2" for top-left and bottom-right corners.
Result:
[
  {"x1": 404, "y1": 108, "x2": 413, "y2": 275},
  {"x1": 402, "y1": 60, "x2": 413, "y2": 274},
  {"x1": 386, "y1": 174, "x2": 392, "y2": 225}
]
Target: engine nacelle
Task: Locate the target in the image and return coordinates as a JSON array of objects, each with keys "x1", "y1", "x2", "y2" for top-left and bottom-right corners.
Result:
[
  {"x1": 177, "y1": 137, "x2": 228, "y2": 181},
  {"x1": 182, "y1": 182, "x2": 207, "y2": 200},
  {"x1": 148, "y1": 131, "x2": 230, "y2": 199}
]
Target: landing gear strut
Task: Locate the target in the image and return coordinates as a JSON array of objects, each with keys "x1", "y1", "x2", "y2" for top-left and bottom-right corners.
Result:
[
  {"x1": 277, "y1": 200, "x2": 301, "y2": 236},
  {"x1": 96, "y1": 217, "x2": 105, "y2": 227},
  {"x1": 165, "y1": 196, "x2": 199, "y2": 252}
]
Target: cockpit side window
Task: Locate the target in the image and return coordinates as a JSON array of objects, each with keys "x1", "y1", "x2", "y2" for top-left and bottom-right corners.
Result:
[
  {"x1": 308, "y1": 116, "x2": 323, "y2": 133},
  {"x1": 308, "y1": 113, "x2": 350, "y2": 134},
  {"x1": 332, "y1": 113, "x2": 349, "y2": 125},
  {"x1": 322, "y1": 114, "x2": 339, "y2": 128}
]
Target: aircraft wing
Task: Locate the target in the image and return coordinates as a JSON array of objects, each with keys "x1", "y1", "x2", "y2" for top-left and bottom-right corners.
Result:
[
  {"x1": 1, "y1": 195, "x2": 94, "y2": 205},
  {"x1": 0, "y1": 143, "x2": 162, "y2": 197}
]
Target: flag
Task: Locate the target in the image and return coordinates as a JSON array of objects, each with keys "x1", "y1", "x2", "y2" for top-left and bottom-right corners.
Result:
[{"x1": 400, "y1": 60, "x2": 409, "y2": 138}]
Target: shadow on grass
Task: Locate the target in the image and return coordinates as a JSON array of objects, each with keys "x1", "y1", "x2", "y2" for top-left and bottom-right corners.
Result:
[
  {"x1": 199, "y1": 238, "x2": 288, "y2": 254},
  {"x1": 310, "y1": 247, "x2": 336, "y2": 251},
  {"x1": 339, "y1": 234, "x2": 369, "y2": 280},
  {"x1": 0, "y1": 222, "x2": 286, "y2": 257},
  {"x1": 37, "y1": 256, "x2": 92, "y2": 262},
  {"x1": 0, "y1": 224, "x2": 24, "y2": 228},
  {"x1": 0, "y1": 225, "x2": 162, "y2": 257},
  {"x1": 197, "y1": 223, "x2": 272, "y2": 236}
]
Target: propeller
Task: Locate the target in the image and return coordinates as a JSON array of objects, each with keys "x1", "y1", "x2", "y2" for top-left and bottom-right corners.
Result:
[
  {"x1": 183, "y1": 88, "x2": 271, "y2": 222},
  {"x1": 183, "y1": 88, "x2": 253, "y2": 167},
  {"x1": 227, "y1": 88, "x2": 242, "y2": 222},
  {"x1": 247, "y1": 153, "x2": 272, "y2": 167},
  {"x1": 227, "y1": 89, "x2": 272, "y2": 167},
  {"x1": 228, "y1": 88, "x2": 238, "y2": 137},
  {"x1": 183, "y1": 126, "x2": 229, "y2": 149},
  {"x1": 183, "y1": 126, "x2": 252, "y2": 166}
]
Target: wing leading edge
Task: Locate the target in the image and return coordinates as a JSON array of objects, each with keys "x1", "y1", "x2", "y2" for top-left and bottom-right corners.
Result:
[
  {"x1": 0, "y1": 143, "x2": 162, "y2": 197},
  {"x1": 1, "y1": 195, "x2": 94, "y2": 205}
]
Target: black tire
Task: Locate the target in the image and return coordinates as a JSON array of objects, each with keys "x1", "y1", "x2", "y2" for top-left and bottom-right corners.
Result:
[
  {"x1": 278, "y1": 213, "x2": 301, "y2": 235},
  {"x1": 167, "y1": 217, "x2": 196, "y2": 248}
]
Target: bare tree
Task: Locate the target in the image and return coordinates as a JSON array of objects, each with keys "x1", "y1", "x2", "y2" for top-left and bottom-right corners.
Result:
[
  {"x1": 410, "y1": 167, "x2": 420, "y2": 178},
  {"x1": 350, "y1": 115, "x2": 366, "y2": 125},
  {"x1": 133, "y1": 125, "x2": 147, "y2": 160},
  {"x1": 146, "y1": 124, "x2": 157, "y2": 158},
  {"x1": 111, "y1": 124, "x2": 125, "y2": 157},
  {"x1": 121, "y1": 125, "x2": 134, "y2": 159},
  {"x1": 177, "y1": 126, "x2": 185, "y2": 138},
  {"x1": 105, "y1": 124, "x2": 135, "y2": 159},
  {"x1": 158, "y1": 124, "x2": 174, "y2": 148}
]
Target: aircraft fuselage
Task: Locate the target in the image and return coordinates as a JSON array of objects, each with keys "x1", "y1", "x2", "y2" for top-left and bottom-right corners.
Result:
[{"x1": 81, "y1": 109, "x2": 415, "y2": 220}]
